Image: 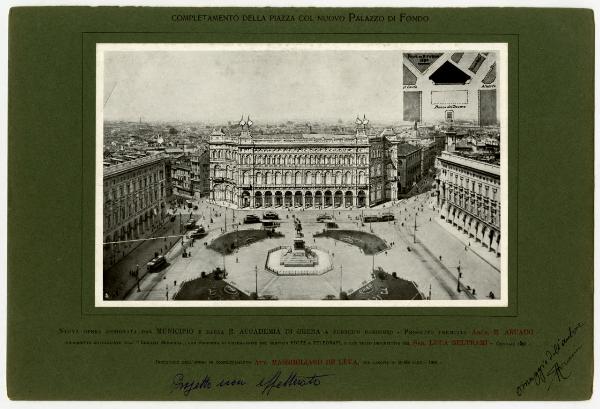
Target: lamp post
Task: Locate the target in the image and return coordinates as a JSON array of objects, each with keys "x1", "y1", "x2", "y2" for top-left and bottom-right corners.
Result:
[
  {"x1": 413, "y1": 214, "x2": 417, "y2": 244},
  {"x1": 339, "y1": 264, "x2": 343, "y2": 295},
  {"x1": 456, "y1": 259, "x2": 462, "y2": 293}
]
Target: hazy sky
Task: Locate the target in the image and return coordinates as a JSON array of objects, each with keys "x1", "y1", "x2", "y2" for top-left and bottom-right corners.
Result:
[{"x1": 103, "y1": 50, "x2": 404, "y2": 123}]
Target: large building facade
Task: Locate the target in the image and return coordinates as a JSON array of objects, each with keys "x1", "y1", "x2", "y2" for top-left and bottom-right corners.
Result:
[
  {"x1": 208, "y1": 118, "x2": 440, "y2": 209},
  {"x1": 435, "y1": 150, "x2": 501, "y2": 254},
  {"x1": 103, "y1": 154, "x2": 170, "y2": 267},
  {"x1": 209, "y1": 121, "x2": 372, "y2": 209}
]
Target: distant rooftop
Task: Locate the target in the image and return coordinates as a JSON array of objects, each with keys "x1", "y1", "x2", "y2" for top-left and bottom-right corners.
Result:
[
  {"x1": 439, "y1": 151, "x2": 500, "y2": 175},
  {"x1": 104, "y1": 153, "x2": 167, "y2": 178},
  {"x1": 397, "y1": 143, "x2": 422, "y2": 156}
]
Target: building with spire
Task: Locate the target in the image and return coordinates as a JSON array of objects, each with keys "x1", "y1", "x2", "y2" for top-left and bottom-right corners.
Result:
[{"x1": 207, "y1": 115, "x2": 438, "y2": 209}]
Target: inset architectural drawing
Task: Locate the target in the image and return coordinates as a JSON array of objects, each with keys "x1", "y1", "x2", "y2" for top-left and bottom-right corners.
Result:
[{"x1": 402, "y1": 50, "x2": 499, "y2": 126}]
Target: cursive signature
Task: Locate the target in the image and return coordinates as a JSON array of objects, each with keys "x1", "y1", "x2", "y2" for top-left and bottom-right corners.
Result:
[
  {"x1": 256, "y1": 370, "x2": 332, "y2": 396},
  {"x1": 516, "y1": 322, "x2": 584, "y2": 396},
  {"x1": 171, "y1": 370, "x2": 331, "y2": 396}
]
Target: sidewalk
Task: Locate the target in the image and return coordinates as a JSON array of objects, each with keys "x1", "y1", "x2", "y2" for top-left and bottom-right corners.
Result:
[
  {"x1": 434, "y1": 216, "x2": 500, "y2": 272},
  {"x1": 103, "y1": 218, "x2": 183, "y2": 300}
]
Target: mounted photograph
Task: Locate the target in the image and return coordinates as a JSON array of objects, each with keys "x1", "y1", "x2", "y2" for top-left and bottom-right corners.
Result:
[{"x1": 96, "y1": 43, "x2": 507, "y2": 307}]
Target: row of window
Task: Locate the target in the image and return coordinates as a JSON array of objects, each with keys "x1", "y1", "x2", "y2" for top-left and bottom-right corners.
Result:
[
  {"x1": 446, "y1": 179, "x2": 498, "y2": 201},
  {"x1": 443, "y1": 165, "x2": 499, "y2": 186},
  {"x1": 238, "y1": 170, "x2": 368, "y2": 186},
  {"x1": 447, "y1": 192, "x2": 499, "y2": 226},
  {"x1": 105, "y1": 169, "x2": 165, "y2": 201},
  {"x1": 104, "y1": 188, "x2": 164, "y2": 229},
  {"x1": 212, "y1": 149, "x2": 369, "y2": 166},
  {"x1": 105, "y1": 181, "x2": 165, "y2": 203}
]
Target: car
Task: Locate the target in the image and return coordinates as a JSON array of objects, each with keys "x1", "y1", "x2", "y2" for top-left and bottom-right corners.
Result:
[
  {"x1": 243, "y1": 214, "x2": 261, "y2": 224},
  {"x1": 147, "y1": 255, "x2": 167, "y2": 272},
  {"x1": 316, "y1": 214, "x2": 333, "y2": 222},
  {"x1": 363, "y1": 215, "x2": 379, "y2": 223},
  {"x1": 263, "y1": 211, "x2": 279, "y2": 220},
  {"x1": 262, "y1": 220, "x2": 280, "y2": 230},
  {"x1": 380, "y1": 213, "x2": 395, "y2": 221},
  {"x1": 190, "y1": 227, "x2": 207, "y2": 239},
  {"x1": 184, "y1": 219, "x2": 197, "y2": 229},
  {"x1": 325, "y1": 222, "x2": 338, "y2": 229}
]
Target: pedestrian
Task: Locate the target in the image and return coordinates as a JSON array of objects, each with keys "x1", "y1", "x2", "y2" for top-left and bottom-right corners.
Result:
[{"x1": 439, "y1": 255, "x2": 442, "y2": 261}]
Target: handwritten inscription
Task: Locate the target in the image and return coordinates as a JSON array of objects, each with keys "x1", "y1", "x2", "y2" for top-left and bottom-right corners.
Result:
[
  {"x1": 515, "y1": 322, "x2": 584, "y2": 396},
  {"x1": 171, "y1": 370, "x2": 332, "y2": 397}
]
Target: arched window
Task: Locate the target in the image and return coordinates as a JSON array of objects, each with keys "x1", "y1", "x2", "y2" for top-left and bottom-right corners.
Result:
[
  {"x1": 345, "y1": 171, "x2": 352, "y2": 184},
  {"x1": 306, "y1": 171, "x2": 312, "y2": 184},
  {"x1": 359, "y1": 171, "x2": 366, "y2": 184},
  {"x1": 325, "y1": 172, "x2": 332, "y2": 184},
  {"x1": 295, "y1": 171, "x2": 302, "y2": 185},
  {"x1": 315, "y1": 172, "x2": 322, "y2": 184},
  {"x1": 266, "y1": 171, "x2": 272, "y2": 184},
  {"x1": 285, "y1": 172, "x2": 292, "y2": 184},
  {"x1": 275, "y1": 172, "x2": 282, "y2": 184},
  {"x1": 256, "y1": 172, "x2": 262, "y2": 185},
  {"x1": 335, "y1": 172, "x2": 342, "y2": 185}
]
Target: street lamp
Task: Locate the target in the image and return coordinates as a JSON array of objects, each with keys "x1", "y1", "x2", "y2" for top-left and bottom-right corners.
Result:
[
  {"x1": 413, "y1": 214, "x2": 417, "y2": 243},
  {"x1": 255, "y1": 265, "x2": 258, "y2": 299},
  {"x1": 339, "y1": 264, "x2": 343, "y2": 295},
  {"x1": 456, "y1": 259, "x2": 462, "y2": 293}
]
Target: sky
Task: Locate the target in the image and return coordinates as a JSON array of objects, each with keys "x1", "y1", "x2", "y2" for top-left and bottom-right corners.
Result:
[{"x1": 102, "y1": 49, "x2": 405, "y2": 123}]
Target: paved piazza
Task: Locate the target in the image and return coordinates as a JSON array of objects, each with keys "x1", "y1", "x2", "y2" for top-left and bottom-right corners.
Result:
[{"x1": 127, "y1": 192, "x2": 501, "y2": 302}]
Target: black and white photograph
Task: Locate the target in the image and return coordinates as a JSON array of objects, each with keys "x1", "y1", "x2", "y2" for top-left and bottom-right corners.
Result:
[{"x1": 96, "y1": 43, "x2": 507, "y2": 307}]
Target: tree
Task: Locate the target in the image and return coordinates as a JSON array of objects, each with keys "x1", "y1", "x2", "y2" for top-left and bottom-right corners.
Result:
[{"x1": 169, "y1": 127, "x2": 178, "y2": 135}]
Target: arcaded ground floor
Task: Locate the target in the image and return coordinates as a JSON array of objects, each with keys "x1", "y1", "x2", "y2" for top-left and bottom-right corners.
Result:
[{"x1": 211, "y1": 186, "x2": 370, "y2": 209}]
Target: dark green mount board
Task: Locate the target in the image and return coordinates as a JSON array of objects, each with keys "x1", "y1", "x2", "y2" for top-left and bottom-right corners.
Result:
[{"x1": 7, "y1": 7, "x2": 594, "y2": 400}]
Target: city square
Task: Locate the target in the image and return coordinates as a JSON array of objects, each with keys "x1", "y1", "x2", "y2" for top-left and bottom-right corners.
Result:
[{"x1": 114, "y1": 191, "x2": 500, "y2": 302}]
